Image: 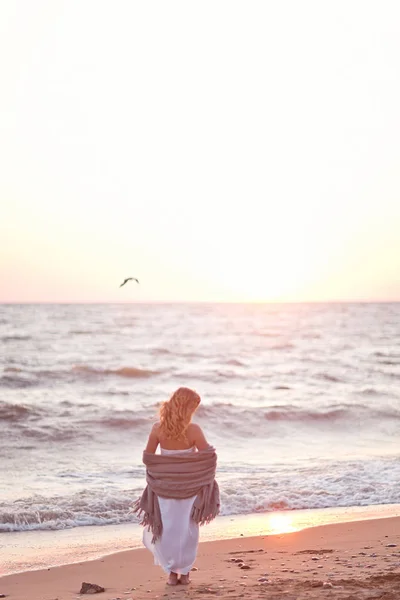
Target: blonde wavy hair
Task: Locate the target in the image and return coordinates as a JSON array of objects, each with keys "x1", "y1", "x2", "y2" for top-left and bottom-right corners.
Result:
[{"x1": 159, "y1": 387, "x2": 201, "y2": 440}]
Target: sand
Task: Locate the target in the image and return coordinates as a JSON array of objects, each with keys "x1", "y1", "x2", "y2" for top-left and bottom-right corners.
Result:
[{"x1": 1, "y1": 516, "x2": 400, "y2": 600}]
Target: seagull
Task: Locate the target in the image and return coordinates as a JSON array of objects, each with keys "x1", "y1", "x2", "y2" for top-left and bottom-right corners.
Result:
[{"x1": 119, "y1": 277, "x2": 139, "y2": 288}]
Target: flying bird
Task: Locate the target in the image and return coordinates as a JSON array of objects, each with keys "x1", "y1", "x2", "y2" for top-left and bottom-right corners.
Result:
[{"x1": 119, "y1": 277, "x2": 139, "y2": 288}]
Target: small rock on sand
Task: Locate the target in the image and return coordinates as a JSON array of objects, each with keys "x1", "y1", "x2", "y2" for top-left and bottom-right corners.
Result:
[{"x1": 80, "y1": 582, "x2": 105, "y2": 594}]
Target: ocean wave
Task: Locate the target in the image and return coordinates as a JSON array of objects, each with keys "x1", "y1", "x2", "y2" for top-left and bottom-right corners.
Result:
[
  {"x1": 224, "y1": 456, "x2": 400, "y2": 511},
  {"x1": 0, "y1": 364, "x2": 159, "y2": 387},
  {"x1": 359, "y1": 387, "x2": 387, "y2": 396},
  {"x1": 2, "y1": 456, "x2": 400, "y2": 532},
  {"x1": 72, "y1": 365, "x2": 158, "y2": 378},
  {"x1": 84, "y1": 401, "x2": 400, "y2": 432},
  {"x1": 225, "y1": 359, "x2": 246, "y2": 367},
  {"x1": 100, "y1": 390, "x2": 130, "y2": 396},
  {"x1": 374, "y1": 351, "x2": 400, "y2": 359},
  {"x1": 0, "y1": 491, "x2": 138, "y2": 532},
  {"x1": 271, "y1": 342, "x2": 295, "y2": 350},
  {"x1": 0, "y1": 375, "x2": 38, "y2": 388},
  {"x1": 264, "y1": 406, "x2": 347, "y2": 422},
  {"x1": 0, "y1": 402, "x2": 39, "y2": 422},
  {"x1": 69, "y1": 330, "x2": 93, "y2": 335},
  {"x1": 177, "y1": 368, "x2": 247, "y2": 382},
  {"x1": 1, "y1": 335, "x2": 31, "y2": 342},
  {"x1": 151, "y1": 347, "x2": 173, "y2": 356},
  {"x1": 20, "y1": 425, "x2": 86, "y2": 442},
  {"x1": 196, "y1": 402, "x2": 400, "y2": 427},
  {"x1": 317, "y1": 373, "x2": 343, "y2": 383},
  {"x1": 88, "y1": 415, "x2": 151, "y2": 429},
  {"x1": 3, "y1": 399, "x2": 399, "y2": 439}
]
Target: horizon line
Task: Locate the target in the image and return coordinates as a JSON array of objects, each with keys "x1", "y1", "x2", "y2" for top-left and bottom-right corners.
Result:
[{"x1": 1, "y1": 299, "x2": 399, "y2": 305}]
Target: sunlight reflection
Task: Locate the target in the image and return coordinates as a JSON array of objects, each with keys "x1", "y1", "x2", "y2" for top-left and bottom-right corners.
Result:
[{"x1": 267, "y1": 512, "x2": 297, "y2": 534}]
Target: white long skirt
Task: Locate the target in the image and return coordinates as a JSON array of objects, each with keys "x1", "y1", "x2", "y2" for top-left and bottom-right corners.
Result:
[{"x1": 143, "y1": 495, "x2": 199, "y2": 575}]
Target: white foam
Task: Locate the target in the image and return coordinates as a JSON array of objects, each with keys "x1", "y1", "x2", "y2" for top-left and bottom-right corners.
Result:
[{"x1": 1, "y1": 456, "x2": 400, "y2": 532}]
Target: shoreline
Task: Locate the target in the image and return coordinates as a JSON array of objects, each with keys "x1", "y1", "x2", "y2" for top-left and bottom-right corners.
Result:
[
  {"x1": 1, "y1": 514, "x2": 400, "y2": 600},
  {"x1": 2, "y1": 503, "x2": 400, "y2": 577}
]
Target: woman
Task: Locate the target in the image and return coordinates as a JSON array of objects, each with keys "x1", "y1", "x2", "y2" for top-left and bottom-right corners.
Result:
[{"x1": 134, "y1": 387, "x2": 219, "y2": 586}]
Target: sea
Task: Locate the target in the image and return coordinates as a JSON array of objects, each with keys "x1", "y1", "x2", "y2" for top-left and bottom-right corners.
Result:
[{"x1": 1, "y1": 302, "x2": 400, "y2": 572}]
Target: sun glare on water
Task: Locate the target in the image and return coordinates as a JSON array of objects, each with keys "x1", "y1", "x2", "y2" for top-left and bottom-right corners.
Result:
[{"x1": 267, "y1": 513, "x2": 297, "y2": 535}]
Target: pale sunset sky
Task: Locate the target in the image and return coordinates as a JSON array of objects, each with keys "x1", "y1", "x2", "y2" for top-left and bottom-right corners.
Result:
[{"x1": 1, "y1": 1, "x2": 400, "y2": 303}]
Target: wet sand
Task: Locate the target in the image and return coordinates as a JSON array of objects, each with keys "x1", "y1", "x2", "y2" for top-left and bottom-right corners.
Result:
[{"x1": 1, "y1": 516, "x2": 399, "y2": 600}]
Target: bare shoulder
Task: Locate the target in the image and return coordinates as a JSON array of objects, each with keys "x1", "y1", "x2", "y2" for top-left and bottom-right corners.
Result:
[
  {"x1": 187, "y1": 423, "x2": 209, "y2": 450},
  {"x1": 187, "y1": 422, "x2": 203, "y2": 435},
  {"x1": 151, "y1": 421, "x2": 161, "y2": 434}
]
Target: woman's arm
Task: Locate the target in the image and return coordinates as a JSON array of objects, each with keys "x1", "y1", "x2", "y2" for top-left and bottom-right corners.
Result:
[
  {"x1": 188, "y1": 423, "x2": 210, "y2": 451},
  {"x1": 145, "y1": 422, "x2": 160, "y2": 453}
]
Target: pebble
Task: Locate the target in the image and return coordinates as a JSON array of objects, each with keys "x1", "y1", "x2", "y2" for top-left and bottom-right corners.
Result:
[
  {"x1": 323, "y1": 582, "x2": 334, "y2": 589},
  {"x1": 387, "y1": 544, "x2": 397, "y2": 548},
  {"x1": 258, "y1": 577, "x2": 269, "y2": 583},
  {"x1": 191, "y1": 567, "x2": 198, "y2": 571},
  {"x1": 240, "y1": 565, "x2": 251, "y2": 570}
]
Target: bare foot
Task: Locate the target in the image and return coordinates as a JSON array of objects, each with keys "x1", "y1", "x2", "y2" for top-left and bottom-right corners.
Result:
[
  {"x1": 180, "y1": 574, "x2": 191, "y2": 585},
  {"x1": 167, "y1": 572, "x2": 178, "y2": 586}
]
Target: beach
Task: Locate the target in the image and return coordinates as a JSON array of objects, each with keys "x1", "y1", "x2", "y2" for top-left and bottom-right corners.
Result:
[
  {"x1": 1, "y1": 515, "x2": 400, "y2": 600},
  {"x1": 1, "y1": 302, "x2": 400, "y2": 595}
]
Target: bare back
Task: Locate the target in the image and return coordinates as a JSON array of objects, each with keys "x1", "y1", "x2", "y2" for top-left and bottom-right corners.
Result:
[{"x1": 145, "y1": 422, "x2": 209, "y2": 453}]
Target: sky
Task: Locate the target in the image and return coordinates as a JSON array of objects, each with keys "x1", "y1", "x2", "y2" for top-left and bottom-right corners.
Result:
[{"x1": 1, "y1": 0, "x2": 400, "y2": 303}]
